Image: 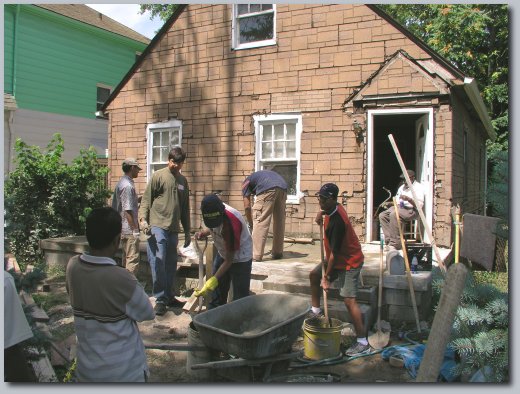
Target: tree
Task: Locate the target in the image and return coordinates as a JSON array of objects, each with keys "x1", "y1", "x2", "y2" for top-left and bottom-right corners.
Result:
[
  {"x1": 139, "y1": 4, "x2": 178, "y2": 22},
  {"x1": 378, "y1": 4, "x2": 508, "y2": 153},
  {"x1": 4, "y1": 134, "x2": 111, "y2": 269}
]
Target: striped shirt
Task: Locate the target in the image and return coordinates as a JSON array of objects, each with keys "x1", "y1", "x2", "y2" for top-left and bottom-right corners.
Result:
[{"x1": 66, "y1": 254, "x2": 155, "y2": 382}]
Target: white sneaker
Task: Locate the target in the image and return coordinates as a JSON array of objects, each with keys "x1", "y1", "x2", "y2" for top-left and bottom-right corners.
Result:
[{"x1": 345, "y1": 341, "x2": 370, "y2": 356}]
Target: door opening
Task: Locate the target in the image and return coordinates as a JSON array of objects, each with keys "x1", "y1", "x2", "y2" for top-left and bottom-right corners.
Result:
[{"x1": 367, "y1": 110, "x2": 433, "y2": 243}]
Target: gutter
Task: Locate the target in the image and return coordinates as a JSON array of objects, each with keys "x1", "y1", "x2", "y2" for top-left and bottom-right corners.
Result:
[{"x1": 463, "y1": 77, "x2": 496, "y2": 141}]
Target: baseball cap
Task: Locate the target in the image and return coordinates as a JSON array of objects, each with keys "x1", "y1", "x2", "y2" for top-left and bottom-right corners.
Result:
[
  {"x1": 400, "y1": 170, "x2": 415, "y2": 179},
  {"x1": 201, "y1": 194, "x2": 225, "y2": 228},
  {"x1": 123, "y1": 157, "x2": 142, "y2": 170},
  {"x1": 316, "y1": 183, "x2": 339, "y2": 199}
]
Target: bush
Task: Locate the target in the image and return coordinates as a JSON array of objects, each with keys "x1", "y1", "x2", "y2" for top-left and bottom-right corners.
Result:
[
  {"x1": 432, "y1": 268, "x2": 509, "y2": 382},
  {"x1": 4, "y1": 134, "x2": 110, "y2": 270}
]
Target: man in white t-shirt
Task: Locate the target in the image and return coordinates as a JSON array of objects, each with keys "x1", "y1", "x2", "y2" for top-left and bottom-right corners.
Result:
[
  {"x1": 194, "y1": 194, "x2": 253, "y2": 309},
  {"x1": 379, "y1": 169, "x2": 425, "y2": 250}
]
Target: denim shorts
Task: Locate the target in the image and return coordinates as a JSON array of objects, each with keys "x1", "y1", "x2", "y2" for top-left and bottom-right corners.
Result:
[{"x1": 329, "y1": 267, "x2": 362, "y2": 298}]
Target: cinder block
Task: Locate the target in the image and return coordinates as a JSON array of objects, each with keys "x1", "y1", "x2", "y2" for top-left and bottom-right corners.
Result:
[
  {"x1": 387, "y1": 304, "x2": 431, "y2": 324},
  {"x1": 383, "y1": 286, "x2": 432, "y2": 308},
  {"x1": 328, "y1": 302, "x2": 373, "y2": 334},
  {"x1": 383, "y1": 271, "x2": 432, "y2": 292}
]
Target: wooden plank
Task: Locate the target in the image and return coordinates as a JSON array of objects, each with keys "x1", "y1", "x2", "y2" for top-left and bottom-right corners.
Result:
[
  {"x1": 182, "y1": 293, "x2": 200, "y2": 313},
  {"x1": 20, "y1": 291, "x2": 49, "y2": 322}
]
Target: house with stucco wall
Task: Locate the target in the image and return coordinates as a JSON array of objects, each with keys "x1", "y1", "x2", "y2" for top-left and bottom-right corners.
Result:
[{"x1": 101, "y1": 4, "x2": 494, "y2": 249}]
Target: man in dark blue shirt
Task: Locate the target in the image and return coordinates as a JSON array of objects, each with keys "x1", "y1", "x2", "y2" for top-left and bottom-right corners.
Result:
[{"x1": 242, "y1": 170, "x2": 287, "y2": 262}]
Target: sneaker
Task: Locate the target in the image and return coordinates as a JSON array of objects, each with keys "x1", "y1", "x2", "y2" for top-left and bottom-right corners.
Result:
[
  {"x1": 154, "y1": 302, "x2": 167, "y2": 316},
  {"x1": 345, "y1": 341, "x2": 370, "y2": 356},
  {"x1": 305, "y1": 310, "x2": 324, "y2": 320},
  {"x1": 167, "y1": 297, "x2": 186, "y2": 308}
]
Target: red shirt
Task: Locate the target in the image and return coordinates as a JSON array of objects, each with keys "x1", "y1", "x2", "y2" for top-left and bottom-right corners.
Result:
[{"x1": 324, "y1": 204, "x2": 364, "y2": 270}]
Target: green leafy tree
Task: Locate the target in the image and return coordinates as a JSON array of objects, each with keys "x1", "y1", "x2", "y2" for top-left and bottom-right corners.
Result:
[
  {"x1": 139, "y1": 4, "x2": 178, "y2": 22},
  {"x1": 378, "y1": 4, "x2": 508, "y2": 143},
  {"x1": 378, "y1": 4, "x2": 508, "y2": 226},
  {"x1": 4, "y1": 134, "x2": 110, "y2": 269}
]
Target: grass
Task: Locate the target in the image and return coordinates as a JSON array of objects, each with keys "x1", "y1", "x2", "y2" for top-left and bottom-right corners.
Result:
[{"x1": 32, "y1": 291, "x2": 70, "y2": 312}]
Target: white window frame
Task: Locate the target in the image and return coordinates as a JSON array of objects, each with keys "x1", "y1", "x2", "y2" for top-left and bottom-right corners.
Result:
[
  {"x1": 232, "y1": 4, "x2": 276, "y2": 50},
  {"x1": 254, "y1": 113, "x2": 302, "y2": 204},
  {"x1": 146, "y1": 119, "x2": 183, "y2": 181}
]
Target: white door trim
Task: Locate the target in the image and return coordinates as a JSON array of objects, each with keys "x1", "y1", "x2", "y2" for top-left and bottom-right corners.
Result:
[{"x1": 366, "y1": 108, "x2": 434, "y2": 242}]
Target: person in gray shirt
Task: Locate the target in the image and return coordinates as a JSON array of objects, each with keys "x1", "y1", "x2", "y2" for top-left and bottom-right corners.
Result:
[{"x1": 112, "y1": 157, "x2": 141, "y2": 273}]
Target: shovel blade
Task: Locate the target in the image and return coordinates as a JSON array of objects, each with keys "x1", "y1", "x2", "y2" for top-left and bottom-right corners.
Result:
[{"x1": 368, "y1": 330, "x2": 390, "y2": 350}]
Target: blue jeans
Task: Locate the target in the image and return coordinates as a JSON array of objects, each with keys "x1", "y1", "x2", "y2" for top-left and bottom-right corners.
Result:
[
  {"x1": 147, "y1": 227, "x2": 178, "y2": 303},
  {"x1": 209, "y1": 254, "x2": 252, "y2": 309}
]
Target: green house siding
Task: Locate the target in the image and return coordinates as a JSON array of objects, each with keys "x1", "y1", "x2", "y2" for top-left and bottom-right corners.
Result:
[
  {"x1": 4, "y1": 4, "x2": 147, "y2": 119},
  {"x1": 4, "y1": 6, "x2": 16, "y2": 94}
]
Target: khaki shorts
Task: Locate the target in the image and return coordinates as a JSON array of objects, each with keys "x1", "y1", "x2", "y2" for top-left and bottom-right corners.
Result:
[{"x1": 329, "y1": 267, "x2": 362, "y2": 298}]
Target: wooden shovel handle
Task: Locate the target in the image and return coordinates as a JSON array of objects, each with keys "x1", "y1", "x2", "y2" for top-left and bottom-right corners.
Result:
[
  {"x1": 319, "y1": 223, "x2": 330, "y2": 322},
  {"x1": 393, "y1": 198, "x2": 421, "y2": 333}
]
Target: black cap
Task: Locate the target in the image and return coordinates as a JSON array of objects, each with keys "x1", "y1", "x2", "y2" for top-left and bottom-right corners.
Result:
[
  {"x1": 316, "y1": 183, "x2": 339, "y2": 199},
  {"x1": 400, "y1": 170, "x2": 415, "y2": 179},
  {"x1": 201, "y1": 194, "x2": 225, "y2": 228}
]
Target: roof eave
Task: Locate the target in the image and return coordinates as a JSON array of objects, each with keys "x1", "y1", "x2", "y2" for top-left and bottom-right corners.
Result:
[
  {"x1": 463, "y1": 78, "x2": 496, "y2": 141},
  {"x1": 100, "y1": 4, "x2": 188, "y2": 113}
]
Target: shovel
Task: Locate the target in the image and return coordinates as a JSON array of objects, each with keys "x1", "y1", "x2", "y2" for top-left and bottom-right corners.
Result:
[
  {"x1": 368, "y1": 225, "x2": 390, "y2": 349},
  {"x1": 182, "y1": 236, "x2": 208, "y2": 314},
  {"x1": 319, "y1": 223, "x2": 332, "y2": 327}
]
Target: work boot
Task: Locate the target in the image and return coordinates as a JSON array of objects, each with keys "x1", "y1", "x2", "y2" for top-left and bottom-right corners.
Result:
[
  {"x1": 154, "y1": 302, "x2": 167, "y2": 316},
  {"x1": 167, "y1": 297, "x2": 186, "y2": 308}
]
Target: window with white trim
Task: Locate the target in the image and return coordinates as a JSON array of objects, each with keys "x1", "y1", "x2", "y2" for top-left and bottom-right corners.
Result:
[
  {"x1": 146, "y1": 120, "x2": 182, "y2": 178},
  {"x1": 232, "y1": 4, "x2": 276, "y2": 50},
  {"x1": 254, "y1": 114, "x2": 302, "y2": 203}
]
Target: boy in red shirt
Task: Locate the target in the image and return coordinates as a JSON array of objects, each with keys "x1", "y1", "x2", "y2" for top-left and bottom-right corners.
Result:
[{"x1": 309, "y1": 183, "x2": 369, "y2": 356}]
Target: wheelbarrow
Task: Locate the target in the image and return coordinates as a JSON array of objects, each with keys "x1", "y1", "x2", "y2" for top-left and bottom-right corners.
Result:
[{"x1": 190, "y1": 293, "x2": 310, "y2": 381}]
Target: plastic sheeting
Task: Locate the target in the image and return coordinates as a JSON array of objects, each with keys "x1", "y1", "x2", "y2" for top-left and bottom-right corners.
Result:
[{"x1": 381, "y1": 344, "x2": 458, "y2": 381}]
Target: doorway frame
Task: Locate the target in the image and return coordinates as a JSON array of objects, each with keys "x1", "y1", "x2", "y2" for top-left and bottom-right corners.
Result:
[{"x1": 366, "y1": 108, "x2": 434, "y2": 242}]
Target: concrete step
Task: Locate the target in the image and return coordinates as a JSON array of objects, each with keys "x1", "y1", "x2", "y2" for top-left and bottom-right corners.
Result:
[{"x1": 261, "y1": 274, "x2": 377, "y2": 304}]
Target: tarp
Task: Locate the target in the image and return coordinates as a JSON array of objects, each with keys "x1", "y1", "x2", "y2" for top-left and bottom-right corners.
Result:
[{"x1": 381, "y1": 344, "x2": 458, "y2": 381}]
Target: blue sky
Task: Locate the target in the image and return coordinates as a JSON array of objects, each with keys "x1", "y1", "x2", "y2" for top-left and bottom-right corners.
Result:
[{"x1": 86, "y1": 3, "x2": 165, "y2": 39}]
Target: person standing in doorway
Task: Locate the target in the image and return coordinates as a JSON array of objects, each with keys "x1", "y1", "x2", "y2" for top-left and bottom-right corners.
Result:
[
  {"x1": 309, "y1": 183, "x2": 369, "y2": 356},
  {"x1": 139, "y1": 146, "x2": 191, "y2": 316},
  {"x1": 379, "y1": 169, "x2": 425, "y2": 251},
  {"x1": 112, "y1": 157, "x2": 141, "y2": 273},
  {"x1": 194, "y1": 194, "x2": 253, "y2": 309},
  {"x1": 242, "y1": 170, "x2": 287, "y2": 262}
]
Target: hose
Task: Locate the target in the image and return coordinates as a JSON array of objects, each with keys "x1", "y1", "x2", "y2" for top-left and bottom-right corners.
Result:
[{"x1": 291, "y1": 339, "x2": 421, "y2": 368}]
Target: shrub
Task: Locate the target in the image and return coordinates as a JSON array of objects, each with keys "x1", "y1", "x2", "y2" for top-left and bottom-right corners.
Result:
[
  {"x1": 4, "y1": 134, "x2": 110, "y2": 270},
  {"x1": 432, "y1": 268, "x2": 509, "y2": 382}
]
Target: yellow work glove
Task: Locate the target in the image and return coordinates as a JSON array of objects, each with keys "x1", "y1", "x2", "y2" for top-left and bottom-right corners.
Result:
[{"x1": 194, "y1": 276, "x2": 218, "y2": 298}]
